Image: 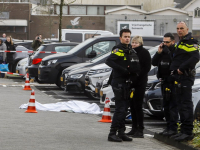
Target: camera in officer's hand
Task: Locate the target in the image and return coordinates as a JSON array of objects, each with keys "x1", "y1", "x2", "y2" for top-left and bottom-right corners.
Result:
[{"x1": 37, "y1": 37, "x2": 40, "y2": 40}]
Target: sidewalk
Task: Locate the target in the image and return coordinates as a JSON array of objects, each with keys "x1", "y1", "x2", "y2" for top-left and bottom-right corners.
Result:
[{"x1": 0, "y1": 78, "x2": 178, "y2": 150}]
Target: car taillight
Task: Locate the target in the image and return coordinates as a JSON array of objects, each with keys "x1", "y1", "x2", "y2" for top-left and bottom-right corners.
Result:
[{"x1": 32, "y1": 58, "x2": 42, "y2": 65}]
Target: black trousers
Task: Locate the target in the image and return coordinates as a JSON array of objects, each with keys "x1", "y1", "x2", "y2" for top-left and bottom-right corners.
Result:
[
  {"x1": 161, "y1": 80, "x2": 178, "y2": 131},
  {"x1": 174, "y1": 74, "x2": 194, "y2": 135},
  {"x1": 129, "y1": 83, "x2": 146, "y2": 130},
  {"x1": 111, "y1": 80, "x2": 129, "y2": 129}
]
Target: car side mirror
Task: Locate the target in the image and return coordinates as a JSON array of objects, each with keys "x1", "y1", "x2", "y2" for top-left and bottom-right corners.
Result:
[{"x1": 87, "y1": 51, "x2": 96, "y2": 58}]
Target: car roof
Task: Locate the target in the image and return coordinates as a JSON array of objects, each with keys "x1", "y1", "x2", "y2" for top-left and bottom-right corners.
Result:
[{"x1": 42, "y1": 42, "x2": 79, "y2": 46}]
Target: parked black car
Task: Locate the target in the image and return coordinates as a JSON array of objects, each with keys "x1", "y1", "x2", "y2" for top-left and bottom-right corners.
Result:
[
  {"x1": 62, "y1": 52, "x2": 110, "y2": 91},
  {"x1": 28, "y1": 42, "x2": 78, "y2": 82},
  {"x1": 38, "y1": 35, "x2": 163, "y2": 88},
  {"x1": 143, "y1": 62, "x2": 200, "y2": 119}
]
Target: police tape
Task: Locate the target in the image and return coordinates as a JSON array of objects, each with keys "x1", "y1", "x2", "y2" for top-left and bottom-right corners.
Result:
[
  {"x1": 0, "y1": 71, "x2": 25, "y2": 76},
  {"x1": 0, "y1": 50, "x2": 66, "y2": 54}
]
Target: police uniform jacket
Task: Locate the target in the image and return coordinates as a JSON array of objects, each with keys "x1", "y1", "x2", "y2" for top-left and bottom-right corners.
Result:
[
  {"x1": 106, "y1": 43, "x2": 131, "y2": 80},
  {"x1": 170, "y1": 32, "x2": 199, "y2": 72},
  {"x1": 152, "y1": 45, "x2": 175, "y2": 79}
]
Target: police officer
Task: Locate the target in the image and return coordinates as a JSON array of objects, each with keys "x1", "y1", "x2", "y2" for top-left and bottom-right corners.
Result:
[
  {"x1": 152, "y1": 33, "x2": 178, "y2": 136},
  {"x1": 106, "y1": 29, "x2": 140, "y2": 142},
  {"x1": 170, "y1": 22, "x2": 199, "y2": 141}
]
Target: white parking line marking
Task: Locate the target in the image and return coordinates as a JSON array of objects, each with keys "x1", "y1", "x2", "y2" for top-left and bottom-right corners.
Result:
[{"x1": 3, "y1": 85, "x2": 6, "y2": 87}]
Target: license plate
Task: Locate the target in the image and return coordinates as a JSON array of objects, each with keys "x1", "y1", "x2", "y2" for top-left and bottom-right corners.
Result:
[
  {"x1": 38, "y1": 69, "x2": 40, "y2": 74},
  {"x1": 16, "y1": 70, "x2": 19, "y2": 73},
  {"x1": 100, "y1": 91, "x2": 103, "y2": 96},
  {"x1": 85, "y1": 81, "x2": 88, "y2": 86},
  {"x1": 60, "y1": 77, "x2": 63, "y2": 81},
  {"x1": 95, "y1": 88, "x2": 98, "y2": 93}
]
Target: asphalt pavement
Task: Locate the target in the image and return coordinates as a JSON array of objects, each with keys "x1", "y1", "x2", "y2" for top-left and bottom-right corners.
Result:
[{"x1": 0, "y1": 76, "x2": 178, "y2": 150}]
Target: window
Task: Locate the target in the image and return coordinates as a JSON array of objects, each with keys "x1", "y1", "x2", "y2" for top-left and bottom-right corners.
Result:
[
  {"x1": 15, "y1": 26, "x2": 26, "y2": 33},
  {"x1": 85, "y1": 41, "x2": 116, "y2": 57},
  {"x1": 194, "y1": 7, "x2": 200, "y2": 17},
  {"x1": 85, "y1": 34, "x2": 100, "y2": 40},
  {"x1": 56, "y1": 6, "x2": 68, "y2": 15},
  {"x1": 70, "y1": 6, "x2": 86, "y2": 15},
  {"x1": 87, "y1": 6, "x2": 104, "y2": 15},
  {"x1": 65, "y1": 33, "x2": 82, "y2": 42},
  {"x1": 55, "y1": 46, "x2": 75, "y2": 53}
]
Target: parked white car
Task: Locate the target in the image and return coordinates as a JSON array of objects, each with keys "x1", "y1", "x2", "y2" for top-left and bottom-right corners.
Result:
[
  {"x1": 85, "y1": 63, "x2": 112, "y2": 99},
  {"x1": 16, "y1": 57, "x2": 28, "y2": 76}
]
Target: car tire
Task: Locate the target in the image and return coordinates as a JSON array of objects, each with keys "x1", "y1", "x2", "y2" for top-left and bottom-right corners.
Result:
[
  {"x1": 56, "y1": 72, "x2": 64, "y2": 89},
  {"x1": 194, "y1": 100, "x2": 200, "y2": 120},
  {"x1": 85, "y1": 91, "x2": 100, "y2": 100},
  {"x1": 35, "y1": 77, "x2": 43, "y2": 84},
  {"x1": 12, "y1": 60, "x2": 20, "y2": 73}
]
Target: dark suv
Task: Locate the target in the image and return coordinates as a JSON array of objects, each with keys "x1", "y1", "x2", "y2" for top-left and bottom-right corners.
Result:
[
  {"x1": 38, "y1": 35, "x2": 163, "y2": 87},
  {"x1": 28, "y1": 42, "x2": 78, "y2": 82}
]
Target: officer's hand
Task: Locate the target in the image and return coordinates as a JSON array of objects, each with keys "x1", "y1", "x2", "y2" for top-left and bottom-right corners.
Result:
[
  {"x1": 177, "y1": 69, "x2": 183, "y2": 75},
  {"x1": 158, "y1": 43, "x2": 163, "y2": 54}
]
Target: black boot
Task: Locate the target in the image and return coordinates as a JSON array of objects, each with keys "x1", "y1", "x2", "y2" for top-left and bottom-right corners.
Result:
[
  {"x1": 132, "y1": 128, "x2": 144, "y2": 138},
  {"x1": 126, "y1": 127, "x2": 137, "y2": 136},
  {"x1": 118, "y1": 128, "x2": 133, "y2": 141},
  {"x1": 108, "y1": 128, "x2": 122, "y2": 142}
]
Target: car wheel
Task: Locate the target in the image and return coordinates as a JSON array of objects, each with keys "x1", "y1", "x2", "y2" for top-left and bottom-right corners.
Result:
[
  {"x1": 12, "y1": 60, "x2": 20, "y2": 73},
  {"x1": 35, "y1": 77, "x2": 43, "y2": 84},
  {"x1": 194, "y1": 100, "x2": 200, "y2": 120},
  {"x1": 85, "y1": 91, "x2": 100, "y2": 100},
  {"x1": 56, "y1": 72, "x2": 64, "y2": 89}
]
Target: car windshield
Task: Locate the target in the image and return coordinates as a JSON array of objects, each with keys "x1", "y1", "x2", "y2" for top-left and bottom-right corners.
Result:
[
  {"x1": 67, "y1": 38, "x2": 95, "y2": 54},
  {"x1": 148, "y1": 46, "x2": 159, "y2": 57},
  {"x1": 90, "y1": 52, "x2": 110, "y2": 63},
  {"x1": 34, "y1": 45, "x2": 45, "y2": 55}
]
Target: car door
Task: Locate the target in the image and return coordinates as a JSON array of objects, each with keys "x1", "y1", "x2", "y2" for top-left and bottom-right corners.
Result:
[{"x1": 82, "y1": 40, "x2": 116, "y2": 62}]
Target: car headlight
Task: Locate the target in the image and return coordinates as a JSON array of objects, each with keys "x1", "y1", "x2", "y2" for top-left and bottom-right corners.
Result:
[
  {"x1": 19, "y1": 60, "x2": 28, "y2": 66},
  {"x1": 64, "y1": 73, "x2": 68, "y2": 79},
  {"x1": 47, "y1": 59, "x2": 57, "y2": 66},
  {"x1": 69, "y1": 74, "x2": 83, "y2": 79},
  {"x1": 95, "y1": 68, "x2": 112, "y2": 74}
]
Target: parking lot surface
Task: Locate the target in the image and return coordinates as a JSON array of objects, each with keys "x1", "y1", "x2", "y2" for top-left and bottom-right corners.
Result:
[{"x1": 0, "y1": 77, "x2": 178, "y2": 150}]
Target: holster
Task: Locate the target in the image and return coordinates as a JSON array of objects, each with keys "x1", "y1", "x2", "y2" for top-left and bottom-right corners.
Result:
[
  {"x1": 175, "y1": 82, "x2": 181, "y2": 94},
  {"x1": 112, "y1": 84, "x2": 129, "y2": 101}
]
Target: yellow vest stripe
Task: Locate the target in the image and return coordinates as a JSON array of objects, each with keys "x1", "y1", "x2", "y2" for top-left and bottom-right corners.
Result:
[
  {"x1": 178, "y1": 44, "x2": 197, "y2": 52},
  {"x1": 112, "y1": 49, "x2": 127, "y2": 60}
]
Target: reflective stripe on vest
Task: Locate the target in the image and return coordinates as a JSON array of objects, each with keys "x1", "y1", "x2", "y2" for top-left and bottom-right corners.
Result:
[
  {"x1": 112, "y1": 49, "x2": 127, "y2": 60},
  {"x1": 178, "y1": 44, "x2": 197, "y2": 52}
]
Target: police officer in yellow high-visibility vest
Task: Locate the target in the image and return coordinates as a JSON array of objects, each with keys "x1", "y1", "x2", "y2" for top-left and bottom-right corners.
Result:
[
  {"x1": 170, "y1": 22, "x2": 199, "y2": 142},
  {"x1": 106, "y1": 29, "x2": 140, "y2": 142}
]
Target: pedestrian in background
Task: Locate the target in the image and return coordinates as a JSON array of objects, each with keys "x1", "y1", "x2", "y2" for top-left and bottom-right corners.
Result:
[
  {"x1": 0, "y1": 39, "x2": 6, "y2": 64},
  {"x1": 152, "y1": 33, "x2": 178, "y2": 136},
  {"x1": 0, "y1": 39, "x2": 7, "y2": 77},
  {"x1": 2, "y1": 33, "x2": 6, "y2": 42},
  {"x1": 126, "y1": 36, "x2": 151, "y2": 138},
  {"x1": 32, "y1": 34, "x2": 43, "y2": 51},
  {"x1": 170, "y1": 21, "x2": 199, "y2": 141},
  {"x1": 5, "y1": 36, "x2": 16, "y2": 72}
]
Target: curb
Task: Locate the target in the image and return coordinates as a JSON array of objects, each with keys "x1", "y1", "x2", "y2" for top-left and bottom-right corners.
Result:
[{"x1": 154, "y1": 133, "x2": 199, "y2": 150}]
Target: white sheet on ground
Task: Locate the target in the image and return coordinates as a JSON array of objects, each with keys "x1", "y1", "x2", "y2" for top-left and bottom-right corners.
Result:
[{"x1": 19, "y1": 100, "x2": 103, "y2": 114}]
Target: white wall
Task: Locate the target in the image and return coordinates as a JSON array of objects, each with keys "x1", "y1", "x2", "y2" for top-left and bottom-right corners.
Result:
[{"x1": 183, "y1": 0, "x2": 200, "y2": 30}]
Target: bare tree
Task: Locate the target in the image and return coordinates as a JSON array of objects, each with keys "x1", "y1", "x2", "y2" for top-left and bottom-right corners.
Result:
[{"x1": 59, "y1": 0, "x2": 76, "y2": 42}]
